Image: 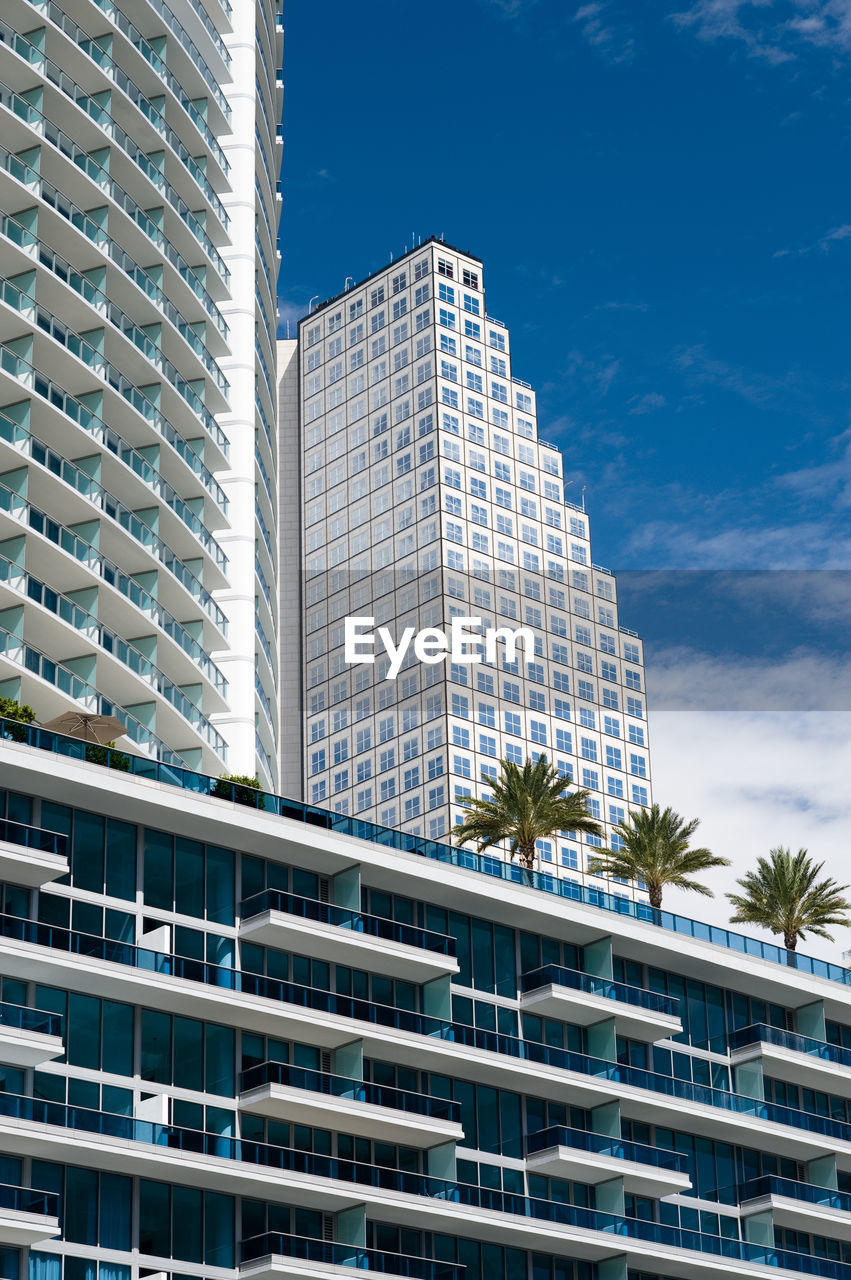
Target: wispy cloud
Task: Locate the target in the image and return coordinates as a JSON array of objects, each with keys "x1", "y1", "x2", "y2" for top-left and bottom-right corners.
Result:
[
  {"x1": 277, "y1": 298, "x2": 306, "y2": 336},
  {"x1": 628, "y1": 391, "x2": 667, "y2": 415},
  {"x1": 670, "y1": 0, "x2": 851, "y2": 63},
  {"x1": 573, "y1": 2, "x2": 636, "y2": 61},
  {"x1": 597, "y1": 300, "x2": 651, "y2": 312},
  {"x1": 566, "y1": 349, "x2": 622, "y2": 396},
  {"x1": 673, "y1": 343, "x2": 788, "y2": 405},
  {"x1": 774, "y1": 222, "x2": 851, "y2": 257}
]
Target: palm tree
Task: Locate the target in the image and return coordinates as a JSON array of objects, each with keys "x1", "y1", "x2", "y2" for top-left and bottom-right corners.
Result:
[
  {"x1": 588, "y1": 804, "x2": 730, "y2": 908},
  {"x1": 453, "y1": 755, "x2": 602, "y2": 871},
  {"x1": 727, "y1": 847, "x2": 851, "y2": 952}
]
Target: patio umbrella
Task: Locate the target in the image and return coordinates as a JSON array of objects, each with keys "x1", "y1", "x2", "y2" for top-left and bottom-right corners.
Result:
[{"x1": 41, "y1": 712, "x2": 128, "y2": 745}]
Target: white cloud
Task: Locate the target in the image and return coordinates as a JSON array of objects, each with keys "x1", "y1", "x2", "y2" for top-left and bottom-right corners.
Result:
[
  {"x1": 670, "y1": 0, "x2": 851, "y2": 62},
  {"x1": 774, "y1": 222, "x2": 851, "y2": 257},
  {"x1": 628, "y1": 391, "x2": 667, "y2": 415},
  {"x1": 573, "y1": 2, "x2": 636, "y2": 61},
  {"x1": 650, "y1": 707, "x2": 851, "y2": 961}
]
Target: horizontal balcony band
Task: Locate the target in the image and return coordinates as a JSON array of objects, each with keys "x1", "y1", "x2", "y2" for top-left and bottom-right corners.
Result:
[
  {"x1": 15, "y1": 0, "x2": 229, "y2": 216},
  {"x1": 3, "y1": 908, "x2": 851, "y2": 1154},
  {"x1": 0, "y1": 628, "x2": 191, "y2": 766},
  {"x1": 0, "y1": 404, "x2": 225, "y2": 569},
  {"x1": 0, "y1": 1099, "x2": 837, "y2": 1280},
  {"x1": 0, "y1": 476, "x2": 227, "y2": 634},
  {"x1": 0, "y1": 334, "x2": 228, "y2": 511},
  {"x1": 0, "y1": 553, "x2": 227, "y2": 749},
  {"x1": 0, "y1": 280, "x2": 227, "y2": 453},
  {"x1": 0, "y1": 407, "x2": 227, "y2": 577},
  {"x1": 524, "y1": 1125, "x2": 691, "y2": 1196},
  {"x1": 1, "y1": 209, "x2": 228, "y2": 396},
  {"x1": 0, "y1": 73, "x2": 228, "y2": 281},
  {"x1": 0, "y1": 92, "x2": 227, "y2": 328},
  {"x1": 255, "y1": 673, "x2": 278, "y2": 745},
  {"x1": 240, "y1": 1234, "x2": 460, "y2": 1280}
]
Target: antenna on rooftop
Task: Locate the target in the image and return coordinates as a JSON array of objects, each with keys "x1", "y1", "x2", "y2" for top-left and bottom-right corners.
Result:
[{"x1": 581, "y1": 485, "x2": 587, "y2": 512}]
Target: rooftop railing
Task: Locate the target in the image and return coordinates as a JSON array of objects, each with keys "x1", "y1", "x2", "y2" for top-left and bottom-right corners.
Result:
[{"x1": 3, "y1": 716, "x2": 851, "y2": 991}]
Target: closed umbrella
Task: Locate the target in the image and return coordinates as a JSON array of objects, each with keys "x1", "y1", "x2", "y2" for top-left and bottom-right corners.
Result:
[{"x1": 41, "y1": 712, "x2": 128, "y2": 745}]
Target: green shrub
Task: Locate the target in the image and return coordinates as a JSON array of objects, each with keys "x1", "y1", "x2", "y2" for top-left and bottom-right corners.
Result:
[
  {"x1": 212, "y1": 773, "x2": 264, "y2": 808},
  {"x1": 84, "y1": 742, "x2": 131, "y2": 772},
  {"x1": 0, "y1": 698, "x2": 36, "y2": 743}
]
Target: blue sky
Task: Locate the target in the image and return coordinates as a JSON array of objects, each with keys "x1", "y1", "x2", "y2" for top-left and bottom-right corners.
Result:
[
  {"x1": 278, "y1": 0, "x2": 850, "y2": 576},
  {"x1": 278, "y1": 2, "x2": 851, "y2": 948}
]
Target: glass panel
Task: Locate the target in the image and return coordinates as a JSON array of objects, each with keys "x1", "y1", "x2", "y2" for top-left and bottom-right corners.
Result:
[
  {"x1": 105, "y1": 820, "x2": 136, "y2": 901},
  {"x1": 143, "y1": 829, "x2": 173, "y2": 910}
]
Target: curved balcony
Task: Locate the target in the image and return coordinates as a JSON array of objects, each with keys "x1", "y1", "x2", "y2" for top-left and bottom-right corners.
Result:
[
  {"x1": 0, "y1": 816, "x2": 68, "y2": 888},
  {"x1": 0, "y1": 625, "x2": 191, "y2": 766},
  {"x1": 524, "y1": 1124, "x2": 691, "y2": 1197},
  {"x1": 0, "y1": 82, "x2": 228, "y2": 323},
  {"x1": 0, "y1": 478, "x2": 227, "y2": 643},
  {"x1": 0, "y1": 343, "x2": 227, "y2": 517},
  {"x1": 0, "y1": 284, "x2": 228, "y2": 464},
  {"x1": 239, "y1": 1235, "x2": 462, "y2": 1280},
  {"x1": 0, "y1": 69, "x2": 228, "y2": 284},
  {"x1": 238, "y1": 889, "x2": 457, "y2": 981},
  {"x1": 11, "y1": 1, "x2": 229, "y2": 221},
  {"x1": 0, "y1": 144, "x2": 227, "y2": 360},
  {"x1": 0, "y1": 411, "x2": 227, "y2": 586},
  {"x1": 0, "y1": 214, "x2": 229, "y2": 406},
  {"x1": 0, "y1": 553, "x2": 228, "y2": 758},
  {"x1": 238, "y1": 1061, "x2": 463, "y2": 1146},
  {"x1": 520, "y1": 964, "x2": 682, "y2": 1041}
]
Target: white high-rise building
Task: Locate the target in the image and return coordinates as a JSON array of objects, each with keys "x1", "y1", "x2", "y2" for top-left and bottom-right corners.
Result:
[
  {"x1": 282, "y1": 239, "x2": 651, "y2": 893},
  {"x1": 0, "y1": 0, "x2": 283, "y2": 786}
]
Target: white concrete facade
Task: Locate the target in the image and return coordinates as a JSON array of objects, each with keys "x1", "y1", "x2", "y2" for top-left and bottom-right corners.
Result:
[
  {"x1": 0, "y1": 0, "x2": 283, "y2": 785},
  {"x1": 286, "y1": 240, "x2": 651, "y2": 891}
]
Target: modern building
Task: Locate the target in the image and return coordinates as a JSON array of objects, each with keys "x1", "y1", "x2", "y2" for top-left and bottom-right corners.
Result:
[
  {"x1": 0, "y1": 722, "x2": 848, "y2": 1280},
  {"x1": 0, "y1": 0, "x2": 283, "y2": 786},
  {"x1": 281, "y1": 239, "x2": 651, "y2": 892}
]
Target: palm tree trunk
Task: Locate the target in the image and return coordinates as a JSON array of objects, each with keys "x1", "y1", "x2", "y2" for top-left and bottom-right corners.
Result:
[
  {"x1": 784, "y1": 930, "x2": 798, "y2": 951},
  {"x1": 517, "y1": 845, "x2": 536, "y2": 871},
  {"x1": 648, "y1": 885, "x2": 663, "y2": 909}
]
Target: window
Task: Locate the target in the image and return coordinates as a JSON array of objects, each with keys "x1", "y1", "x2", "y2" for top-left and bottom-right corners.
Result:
[
  {"x1": 608, "y1": 776, "x2": 624, "y2": 798},
  {"x1": 580, "y1": 736, "x2": 597, "y2": 761},
  {"x1": 439, "y1": 309, "x2": 456, "y2": 330},
  {"x1": 632, "y1": 784, "x2": 648, "y2": 806},
  {"x1": 463, "y1": 293, "x2": 480, "y2": 314},
  {"x1": 605, "y1": 745, "x2": 622, "y2": 769},
  {"x1": 628, "y1": 724, "x2": 646, "y2": 746},
  {"x1": 489, "y1": 329, "x2": 506, "y2": 351},
  {"x1": 530, "y1": 720, "x2": 547, "y2": 744}
]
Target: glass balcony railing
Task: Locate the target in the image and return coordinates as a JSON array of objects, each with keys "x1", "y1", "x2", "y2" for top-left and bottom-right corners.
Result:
[
  {"x1": 239, "y1": 1233, "x2": 462, "y2": 1280},
  {"x1": 2, "y1": 715, "x2": 851, "y2": 993},
  {"x1": 520, "y1": 965, "x2": 680, "y2": 1018},
  {"x1": 0, "y1": 817, "x2": 66, "y2": 858},
  {"x1": 0, "y1": 1181, "x2": 58, "y2": 1217},
  {"x1": 5, "y1": 906, "x2": 851, "y2": 1143},
  {"x1": 239, "y1": 890, "x2": 456, "y2": 957},
  {"x1": 727, "y1": 1024, "x2": 851, "y2": 1070},
  {"x1": 454, "y1": 1185, "x2": 851, "y2": 1279},
  {"x1": 239, "y1": 1061, "x2": 461, "y2": 1124},
  {"x1": 0, "y1": 1092, "x2": 449, "y2": 1197},
  {"x1": 738, "y1": 1176, "x2": 851, "y2": 1214},
  {"x1": 524, "y1": 1125, "x2": 689, "y2": 1173},
  {"x1": 0, "y1": 1000, "x2": 61, "y2": 1037}
]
